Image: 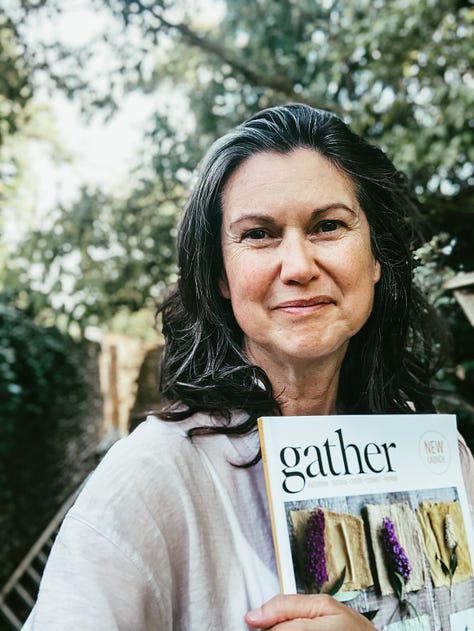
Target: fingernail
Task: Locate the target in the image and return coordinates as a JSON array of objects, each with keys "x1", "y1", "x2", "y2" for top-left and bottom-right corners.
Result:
[{"x1": 246, "y1": 607, "x2": 263, "y2": 622}]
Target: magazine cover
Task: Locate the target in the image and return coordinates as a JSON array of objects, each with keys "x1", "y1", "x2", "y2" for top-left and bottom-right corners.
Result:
[{"x1": 258, "y1": 414, "x2": 474, "y2": 630}]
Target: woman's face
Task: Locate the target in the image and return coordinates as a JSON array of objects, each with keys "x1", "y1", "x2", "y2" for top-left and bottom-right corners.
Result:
[{"x1": 219, "y1": 148, "x2": 381, "y2": 369}]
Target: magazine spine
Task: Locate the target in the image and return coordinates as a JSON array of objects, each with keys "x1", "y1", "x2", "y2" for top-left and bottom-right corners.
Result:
[{"x1": 258, "y1": 417, "x2": 286, "y2": 592}]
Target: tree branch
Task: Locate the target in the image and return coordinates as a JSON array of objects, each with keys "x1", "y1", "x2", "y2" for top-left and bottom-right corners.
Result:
[{"x1": 134, "y1": 0, "x2": 341, "y2": 112}]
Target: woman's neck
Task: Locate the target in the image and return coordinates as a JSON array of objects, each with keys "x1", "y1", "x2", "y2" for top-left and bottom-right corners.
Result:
[
  {"x1": 275, "y1": 369, "x2": 341, "y2": 416},
  {"x1": 247, "y1": 348, "x2": 345, "y2": 417}
]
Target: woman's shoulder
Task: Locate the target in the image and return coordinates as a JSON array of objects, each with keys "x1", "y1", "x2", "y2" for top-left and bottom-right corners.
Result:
[
  {"x1": 119, "y1": 414, "x2": 192, "y2": 453},
  {"x1": 92, "y1": 416, "x2": 195, "y2": 478},
  {"x1": 68, "y1": 415, "x2": 218, "y2": 526},
  {"x1": 92, "y1": 413, "x2": 211, "y2": 474},
  {"x1": 457, "y1": 431, "x2": 474, "y2": 510}
]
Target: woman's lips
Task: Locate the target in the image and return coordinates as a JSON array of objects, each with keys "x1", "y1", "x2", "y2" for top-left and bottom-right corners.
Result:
[{"x1": 273, "y1": 296, "x2": 335, "y2": 311}]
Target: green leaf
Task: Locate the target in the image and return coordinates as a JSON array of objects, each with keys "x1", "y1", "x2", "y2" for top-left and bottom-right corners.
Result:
[
  {"x1": 333, "y1": 590, "x2": 361, "y2": 603},
  {"x1": 436, "y1": 554, "x2": 451, "y2": 577},
  {"x1": 450, "y1": 543, "x2": 459, "y2": 576},
  {"x1": 450, "y1": 550, "x2": 458, "y2": 576},
  {"x1": 362, "y1": 610, "x2": 378, "y2": 621},
  {"x1": 328, "y1": 566, "x2": 346, "y2": 596},
  {"x1": 388, "y1": 571, "x2": 405, "y2": 601}
]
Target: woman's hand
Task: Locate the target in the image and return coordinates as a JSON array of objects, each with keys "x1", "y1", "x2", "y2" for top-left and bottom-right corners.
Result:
[{"x1": 245, "y1": 594, "x2": 376, "y2": 630}]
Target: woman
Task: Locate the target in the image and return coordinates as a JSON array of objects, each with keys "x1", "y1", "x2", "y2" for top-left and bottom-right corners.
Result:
[{"x1": 24, "y1": 104, "x2": 474, "y2": 630}]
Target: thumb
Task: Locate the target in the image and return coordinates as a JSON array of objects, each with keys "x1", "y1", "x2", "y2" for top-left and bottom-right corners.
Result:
[{"x1": 245, "y1": 593, "x2": 337, "y2": 628}]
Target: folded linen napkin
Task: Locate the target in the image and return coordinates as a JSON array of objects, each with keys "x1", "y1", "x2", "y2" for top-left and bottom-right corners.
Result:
[
  {"x1": 364, "y1": 502, "x2": 426, "y2": 596},
  {"x1": 416, "y1": 499, "x2": 473, "y2": 587},
  {"x1": 290, "y1": 507, "x2": 373, "y2": 593}
]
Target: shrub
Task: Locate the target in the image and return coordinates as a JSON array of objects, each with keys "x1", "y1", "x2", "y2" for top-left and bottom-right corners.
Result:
[{"x1": 0, "y1": 303, "x2": 101, "y2": 584}]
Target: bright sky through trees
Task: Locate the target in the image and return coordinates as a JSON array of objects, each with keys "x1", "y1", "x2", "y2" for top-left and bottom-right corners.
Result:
[
  {"x1": 11, "y1": 0, "x2": 225, "y2": 232},
  {"x1": 19, "y1": 4, "x2": 152, "y2": 216}
]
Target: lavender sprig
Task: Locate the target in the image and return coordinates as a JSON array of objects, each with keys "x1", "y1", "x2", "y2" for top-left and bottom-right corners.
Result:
[
  {"x1": 381, "y1": 517, "x2": 418, "y2": 619},
  {"x1": 381, "y1": 517, "x2": 411, "y2": 583},
  {"x1": 304, "y1": 509, "x2": 328, "y2": 592}
]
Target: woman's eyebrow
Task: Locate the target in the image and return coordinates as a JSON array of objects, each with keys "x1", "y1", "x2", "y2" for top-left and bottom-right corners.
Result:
[
  {"x1": 309, "y1": 203, "x2": 357, "y2": 217},
  {"x1": 228, "y1": 203, "x2": 357, "y2": 230},
  {"x1": 228, "y1": 214, "x2": 278, "y2": 230}
]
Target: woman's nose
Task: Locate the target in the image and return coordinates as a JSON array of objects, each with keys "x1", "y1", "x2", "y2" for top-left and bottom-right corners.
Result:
[{"x1": 279, "y1": 235, "x2": 320, "y2": 285}]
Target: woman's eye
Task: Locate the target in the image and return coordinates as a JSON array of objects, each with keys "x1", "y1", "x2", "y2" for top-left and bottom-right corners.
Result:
[
  {"x1": 243, "y1": 228, "x2": 269, "y2": 240},
  {"x1": 318, "y1": 220, "x2": 343, "y2": 233}
]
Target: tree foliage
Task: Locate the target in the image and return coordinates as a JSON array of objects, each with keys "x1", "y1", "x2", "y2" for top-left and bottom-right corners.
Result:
[
  {"x1": 0, "y1": 2, "x2": 34, "y2": 212},
  {"x1": 5, "y1": 179, "x2": 179, "y2": 327},
  {"x1": 1, "y1": 0, "x2": 473, "y2": 423},
  {"x1": 0, "y1": 303, "x2": 102, "y2": 584},
  {"x1": 0, "y1": 1, "x2": 38, "y2": 142},
  {"x1": 4, "y1": 0, "x2": 474, "y2": 319}
]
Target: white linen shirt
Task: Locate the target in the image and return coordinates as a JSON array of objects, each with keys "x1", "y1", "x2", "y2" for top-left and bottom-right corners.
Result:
[
  {"x1": 23, "y1": 414, "x2": 279, "y2": 630},
  {"x1": 23, "y1": 414, "x2": 474, "y2": 630}
]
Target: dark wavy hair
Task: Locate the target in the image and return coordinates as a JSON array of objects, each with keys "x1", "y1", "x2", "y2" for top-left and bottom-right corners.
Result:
[{"x1": 157, "y1": 103, "x2": 446, "y2": 444}]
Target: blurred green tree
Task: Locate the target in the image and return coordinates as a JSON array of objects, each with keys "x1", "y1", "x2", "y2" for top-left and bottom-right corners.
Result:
[
  {"x1": 0, "y1": 2, "x2": 34, "y2": 215},
  {"x1": 1, "y1": 0, "x2": 473, "y2": 430},
  {"x1": 0, "y1": 303, "x2": 102, "y2": 585},
  {"x1": 0, "y1": 4, "x2": 33, "y2": 142}
]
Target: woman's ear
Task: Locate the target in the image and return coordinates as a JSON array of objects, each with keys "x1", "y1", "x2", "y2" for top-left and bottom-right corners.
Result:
[
  {"x1": 374, "y1": 259, "x2": 381, "y2": 283},
  {"x1": 218, "y1": 272, "x2": 231, "y2": 299}
]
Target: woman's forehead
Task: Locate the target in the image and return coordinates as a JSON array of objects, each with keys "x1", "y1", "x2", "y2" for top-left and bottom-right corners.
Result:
[{"x1": 221, "y1": 148, "x2": 359, "y2": 216}]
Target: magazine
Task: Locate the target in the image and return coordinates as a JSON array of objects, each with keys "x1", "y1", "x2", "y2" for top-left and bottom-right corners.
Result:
[{"x1": 258, "y1": 414, "x2": 474, "y2": 630}]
